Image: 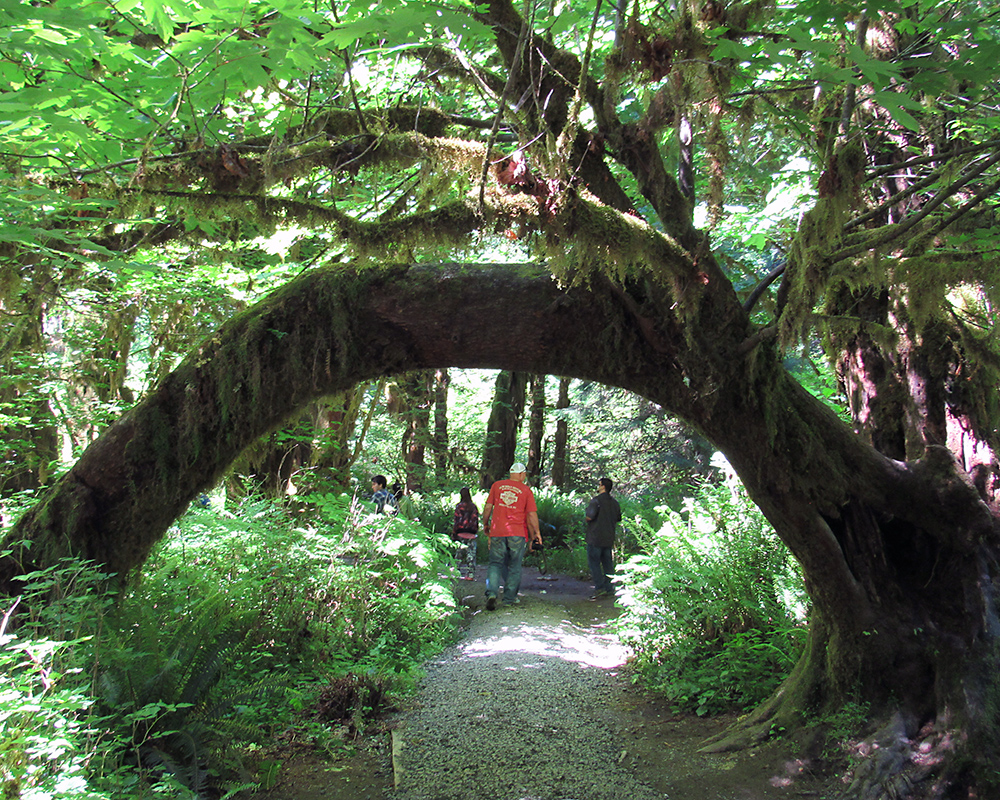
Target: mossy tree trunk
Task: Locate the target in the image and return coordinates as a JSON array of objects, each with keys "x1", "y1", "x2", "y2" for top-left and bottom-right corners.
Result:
[
  {"x1": 830, "y1": 286, "x2": 999, "y2": 509},
  {"x1": 0, "y1": 282, "x2": 59, "y2": 495},
  {"x1": 242, "y1": 414, "x2": 313, "y2": 498},
  {"x1": 550, "y1": 378, "x2": 570, "y2": 490},
  {"x1": 65, "y1": 302, "x2": 141, "y2": 449},
  {"x1": 433, "y1": 369, "x2": 450, "y2": 480},
  {"x1": 479, "y1": 370, "x2": 527, "y2": 489},
  {"x1": 2, "y1": 0, "x2": 996, "y2": 794},
  {"x1": 525, "y1": 375, "x2": 546, "y2": 487},
  {"x1": 310, "y1": 389, "x2": 367, "y2": 489},
  {"x1": 399, "y1": 370, "x2": 434, "y2": 492}
]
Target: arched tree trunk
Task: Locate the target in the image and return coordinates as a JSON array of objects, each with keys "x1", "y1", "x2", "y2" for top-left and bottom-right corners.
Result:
[{"x1": 1, "y1": 260, "x2": 997, "y2": 795}]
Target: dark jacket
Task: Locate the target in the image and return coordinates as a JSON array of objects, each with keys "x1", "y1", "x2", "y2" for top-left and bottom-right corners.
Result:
[
  {"x1": 585, "y1": 492, "x2": 621, "y2": 548},
  {"x1": 453, "y1": 501, "x2": 480, "y2": 538}
]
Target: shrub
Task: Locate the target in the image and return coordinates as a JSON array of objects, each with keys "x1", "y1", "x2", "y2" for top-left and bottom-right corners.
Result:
[
  {"x1": 616, "y1": 473, "x2": 808, "y2": 715},
  {"x1": 1, "y1": 492, "x2": 464, "y2": 798},
  {"x1": 1, "y1": 596, "x2": 110, "y2": 800}
]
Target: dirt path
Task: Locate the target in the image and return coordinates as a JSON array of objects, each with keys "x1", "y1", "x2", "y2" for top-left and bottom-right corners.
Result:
[{"x1": 247, "y1": 568, "x2": 834, "y2": 800}]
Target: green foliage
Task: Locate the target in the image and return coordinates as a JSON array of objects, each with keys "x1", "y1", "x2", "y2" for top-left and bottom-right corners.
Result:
[
  {"x1": 93, "y1": 594, "x2": 277, "y2": 796},
  {"x1": 784, "y1": 353, "x2": 850, "y2": 420},
  {"x1": 617, "y1": 474, "x2": 808, "y2": 715},
  {"x1": 1, "y1": 597, "x2": 108, "y2": 800},
  {"x1": 526, "y1": 487, "x2": 588, "y2": 574},
  {"x1": 0, "y1": 495, "x2": 462, "y2": 798},
  {"x1": 532, "y1": 487, "x2": 586, "y2": 545},
  {"x1": 562, "y1": 382, "x2": 718, "y2": 494},
  {"x1": 817, "y1": 700, "x2": 872, "y2": 756},
  {"x1": 2, "y1": 0, "x2": 999, "y2": 789}
]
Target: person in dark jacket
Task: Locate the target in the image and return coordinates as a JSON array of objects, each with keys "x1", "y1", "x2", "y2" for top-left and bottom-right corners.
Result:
[{"x1": 585, "y1": 477, "x2": 622, "y2": 599}]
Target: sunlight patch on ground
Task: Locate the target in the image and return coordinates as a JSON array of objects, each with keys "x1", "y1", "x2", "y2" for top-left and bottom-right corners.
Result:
[{"x1": 461, "y1": 621, "x2": 628, "y2": 669}]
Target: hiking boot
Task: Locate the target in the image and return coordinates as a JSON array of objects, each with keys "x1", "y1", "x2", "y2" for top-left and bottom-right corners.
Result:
[{"x1": 486, "y1": 596, "x2": 497, "y2": 610}]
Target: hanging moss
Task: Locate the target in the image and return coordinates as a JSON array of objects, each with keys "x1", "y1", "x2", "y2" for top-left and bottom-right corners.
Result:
[{"x1": 780, "y1": 144, "x2": 869, "y2": 348}]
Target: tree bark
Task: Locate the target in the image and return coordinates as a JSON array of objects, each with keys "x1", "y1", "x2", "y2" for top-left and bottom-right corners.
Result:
[
  {"x1": 525, "y1": 375, "x2": 546, "y2": 486},
  {"x1": 311, "y1": 389, "x2": 367, "y2": 489},
  {"x1": 241, "y1": 416, "x2": 312, "y2": 498},
  {"x1": 479, "y1": 370, "x2": 527, "y2": 490},
  {"x1": 1, "y1": 259, "x2": 997, "y2": 794},
  {"x1": 550, "y1": 378, "x2": 571, "y2": 490},
  {"x1": 399, "y1": 371, "x2": 434, "y2": 493},
  {"x1": 433, "y1": 369, "x2": 450, "y2": 480},
  {"x1": 0, "y1": 289, "x2": 59, "y2": 495}
]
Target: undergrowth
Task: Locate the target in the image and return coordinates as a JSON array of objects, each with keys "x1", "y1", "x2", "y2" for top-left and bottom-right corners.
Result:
[
  {"x1": 616, "y1": 470, "x2": 809, "y2": 716},
  {"x1": 1, "y1": 492, "x2": 460, "y2": 798},
  {"x1": 2, "y1": 472, "x2": 811, "y2": 796}
]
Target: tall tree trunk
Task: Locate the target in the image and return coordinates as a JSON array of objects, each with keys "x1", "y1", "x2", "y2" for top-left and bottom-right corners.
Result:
[
  {"x1": 830, "y1": 287, "x2": 1000, "y2": 506},
  {"x1": 62, "y1": 301, "x2": 142, "y2": 450},
  {"x1": 822, "y1": 11, "x2": 1000, "y2": 513},
  {"x1": 479, "y1": 370, "x2": 527, "y2": 489},
  {"x1": 85, "y1": 302, "x2": 140, "y2": 406},
  {"x1": 433, "y1": 368, "x2": 450, "y2": 479},
  {"x1": 0, "y1": 284, "x2": 58, "y2": 495},
  {"x1": 242, "y1": 413, "x2": 313, "y2": 498},
  {"x1": 310, "y1": 387, "x2": 368, "y2": 489},
  {"x1": 525, "y1": 375, "x2": 546, "y2": 486},
  {"x1": 550, "y1": 378, "x2": 570, "y2": 490},
  {"x1": 399, "y1": 370, "x2": 434, "y2": 492}
]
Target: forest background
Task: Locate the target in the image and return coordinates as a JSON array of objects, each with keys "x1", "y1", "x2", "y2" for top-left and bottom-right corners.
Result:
[
  {"x1": 4, "y1": 347, "x2": 813, "y2": 799},
  {"x1": 2, "y1": 0, "x2": 1000, "y2": 797}
]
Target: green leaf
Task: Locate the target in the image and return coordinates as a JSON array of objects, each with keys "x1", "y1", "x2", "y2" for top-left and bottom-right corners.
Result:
[
  {"x1": 32, "y1": 28, "x2": 69, "y2": 45},
  {"x1": 873, "y1": 90, "x2": 922, "y2": 132},
  {"x1": 146, "y1": 3, "x2": 176, "y2": 44},
  {"x1": 711, "y1": 38, "x2": 756, "y2": 61}
]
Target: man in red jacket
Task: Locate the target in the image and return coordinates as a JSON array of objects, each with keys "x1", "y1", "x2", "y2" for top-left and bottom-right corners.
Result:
[{"x1": 482, "y1": 463, "x2": 542, "y2": 609}]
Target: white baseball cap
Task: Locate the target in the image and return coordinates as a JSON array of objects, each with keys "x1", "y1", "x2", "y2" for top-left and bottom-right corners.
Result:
[{"x1": 509, "y1": 462, "x2": 526, "y2": 473}]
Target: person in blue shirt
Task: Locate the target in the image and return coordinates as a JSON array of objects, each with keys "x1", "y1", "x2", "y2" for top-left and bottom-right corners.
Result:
[{"x1": 370, "y1": 475, "x2": 397, "y2": 514}]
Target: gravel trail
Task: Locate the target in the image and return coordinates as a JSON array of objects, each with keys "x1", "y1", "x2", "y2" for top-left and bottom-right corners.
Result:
[
  {"x1": 390, "y1": 571, "x2": 668, "y2": 800},
  {"x1": 247, "y1": 567, "x2": 833, "y2": 800}
]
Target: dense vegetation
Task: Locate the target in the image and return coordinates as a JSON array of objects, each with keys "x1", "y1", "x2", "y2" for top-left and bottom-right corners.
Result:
[
  {"x1": 3, "y1": 435, "x2": 809, "y2": 797},
  {"x1": 3, "y1": 491, "x2": 461, "y2": 798},
  {"x1": 3, "y1": 0, "x2": 1000, "y2": 796}
]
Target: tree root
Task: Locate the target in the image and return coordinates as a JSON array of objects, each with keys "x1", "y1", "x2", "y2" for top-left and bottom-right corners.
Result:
[
  {"x1": 697, "y1": 679, "x2": 968, "y2": 800},
  {"x1": 833, "y1": 713, "x2": 950, "y2": 800}
]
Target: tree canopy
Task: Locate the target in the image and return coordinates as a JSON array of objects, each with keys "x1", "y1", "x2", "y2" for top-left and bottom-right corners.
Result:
[{"x1": 4, "y1": 0, "x2": 1000, "y2": 795}]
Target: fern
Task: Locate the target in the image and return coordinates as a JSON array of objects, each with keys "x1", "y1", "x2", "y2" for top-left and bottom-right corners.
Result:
[{"x1": 94, "y1": 592, "x2": 284, "y2": 794}]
